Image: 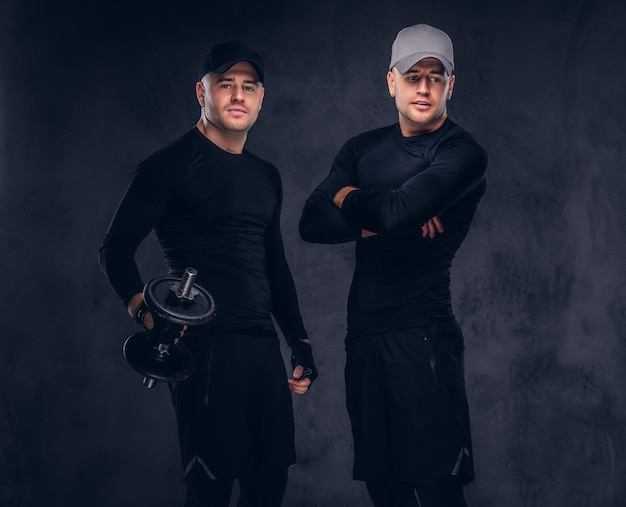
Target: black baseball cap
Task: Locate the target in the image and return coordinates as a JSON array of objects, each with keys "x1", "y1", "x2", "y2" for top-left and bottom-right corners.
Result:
[{"x1": 200, "y1": 41, "x2": 265, "y2": 83}]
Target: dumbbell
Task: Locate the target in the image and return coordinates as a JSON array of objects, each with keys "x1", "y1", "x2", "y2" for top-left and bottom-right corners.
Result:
[{"x1": 123, "y1": 267, "x2": 216, "y2": 388}]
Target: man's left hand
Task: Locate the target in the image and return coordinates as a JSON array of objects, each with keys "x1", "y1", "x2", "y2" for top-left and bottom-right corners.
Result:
[
  {"x1": 288, "y1": 338, "x2": 318, "y2": 395},
  {"x1": 421, "y1": 216, "x2": 444, "y2": 238},
  {"x1": 289, "y1": 366, "x2": 313, "y2": 394}
]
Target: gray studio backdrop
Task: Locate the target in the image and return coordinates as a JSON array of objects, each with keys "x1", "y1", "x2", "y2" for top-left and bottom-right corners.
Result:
[{"x1": 1, "y1": 0, "x2": 625, "y2": 506}]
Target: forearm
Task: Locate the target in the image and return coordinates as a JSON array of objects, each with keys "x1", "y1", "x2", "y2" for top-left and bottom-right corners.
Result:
[
  {"x1": 299, "y1": 136, "x2": 364, "y2": 244},
  {"x1": 339, "y1": 187, "x2": 429, "y2": 234},
  {"x1": 99, "y1": 163, "x2": 171, "y2": 307},
  {"x1": 98, "y1": 236, "x2": 145, "y2": 307},
  {"x1": 299, "y1": 191, "x2": 361, "y2": 244},
  {"x1": 338, "y1": 146, "x2": 487, "y2": 234},
  {"x1": 267, "y1": 255, "x2": 308, "y2": 341}
]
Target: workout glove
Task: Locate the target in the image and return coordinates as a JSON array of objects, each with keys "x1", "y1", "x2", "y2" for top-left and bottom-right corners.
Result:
[
  {"x1": 133, "y1": 301, "x2": 183, "y2": 342},
  {"x1": 289, "y1": 338, "x2": 318, "y2": 384}
]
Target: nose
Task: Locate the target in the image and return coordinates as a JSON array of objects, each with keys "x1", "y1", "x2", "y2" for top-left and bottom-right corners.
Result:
[
  {"x1": 231, "y1": 84, "x2": 245, "y2": 102},
  {"x1": 416, "y1": 76, "x2": 430, "y2": 95}
]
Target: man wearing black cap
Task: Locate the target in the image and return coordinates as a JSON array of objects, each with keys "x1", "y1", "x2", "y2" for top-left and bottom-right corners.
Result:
[
  {"x1": 300, "y1": 24, "x2": 487, "y2": 506},
  {"x1": 99, "y1": 41, "x2": 317, "y2": 507}
]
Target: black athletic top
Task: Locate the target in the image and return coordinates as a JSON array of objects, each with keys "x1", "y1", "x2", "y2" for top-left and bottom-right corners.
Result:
[
  {"x1": 99, "y1": 127, "x2": 307, "y2": 339},
  {"x1": 299, "y1": 119, "x2": 487, "y2": 337}
]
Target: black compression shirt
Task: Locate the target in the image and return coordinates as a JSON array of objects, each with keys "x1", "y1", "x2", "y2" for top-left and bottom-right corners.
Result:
[
  {"x1": 99, "y1": 127, "x2": 307, "y2": 339},
  {"x1": 299, "y1": 119, "x2": 487, "y2": 337}
]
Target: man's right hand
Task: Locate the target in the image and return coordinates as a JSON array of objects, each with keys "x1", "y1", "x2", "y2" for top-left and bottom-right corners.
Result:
[
  {"x1": 142, "y1": 312, "x2": 155, "y2": 330},
  {"x1": 333, "y1": 186, "x2": 359, "y2": 209},
  {"x1": 128, "y1": 293, "x2": 153, "y2": 328},
  {"x1": 127, "y1": 292, "x2": 186, "y2": 341},
  {"x1": 361, "y1": 229, "x2": 377, "y2": 238}
]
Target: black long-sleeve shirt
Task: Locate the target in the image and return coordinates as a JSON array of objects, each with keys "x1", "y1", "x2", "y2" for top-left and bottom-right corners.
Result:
[
  {"x1": 299, "y1": 119, "x2": 487, "y2": 337},
  {"x1": 99, "y1": 127, "x2": 307, "y2": 339}
]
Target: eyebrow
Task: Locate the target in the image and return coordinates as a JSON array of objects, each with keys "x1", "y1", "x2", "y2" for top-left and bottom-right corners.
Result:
[
  {"x1": 406, "y1": 69, "x2": 445, "y2": 76},
  {"x1": 215, "y1": 76, "x2": 260, "y2": 85}
]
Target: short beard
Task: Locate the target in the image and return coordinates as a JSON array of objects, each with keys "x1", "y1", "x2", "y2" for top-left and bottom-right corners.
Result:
[{"x1": 205, "y1": 110, "x2": 256, "y2": 134}]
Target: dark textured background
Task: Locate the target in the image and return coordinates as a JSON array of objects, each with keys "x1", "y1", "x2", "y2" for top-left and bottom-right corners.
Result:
[{"x1": 1, "y1": 0, "x2": 625, "y2": 505}]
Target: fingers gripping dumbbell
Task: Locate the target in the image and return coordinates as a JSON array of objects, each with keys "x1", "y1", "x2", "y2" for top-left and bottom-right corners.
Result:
[{"x1": 123, "y1": 267, "x2": 216, "y2": 388}]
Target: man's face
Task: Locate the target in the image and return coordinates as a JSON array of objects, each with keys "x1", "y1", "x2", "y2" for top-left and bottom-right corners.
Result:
[
  {"x1": 386, "y1": 57, "x2": 455, "y2": 136},
  {"x1": 197, "y1": 61, "x2": 265, "y2": 134}
]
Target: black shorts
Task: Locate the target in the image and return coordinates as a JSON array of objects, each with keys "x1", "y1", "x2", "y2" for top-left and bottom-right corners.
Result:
[
  {"x1": 345, "y1": 321, "x2": 474, "y2": 483},
  {"x1": 170, "y1": 330, "x2": 295, "y2": 480}
]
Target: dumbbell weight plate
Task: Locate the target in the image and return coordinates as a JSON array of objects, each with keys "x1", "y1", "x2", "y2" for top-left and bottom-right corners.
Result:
[
  {"x1": 143, "y1": 276, "x2": 216, "y2": 326},
  {"x1": 123, "y1": 332, "x2": 195, "y2": 383}
]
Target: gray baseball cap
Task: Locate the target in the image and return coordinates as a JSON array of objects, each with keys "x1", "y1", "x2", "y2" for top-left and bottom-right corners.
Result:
[{"x1": 389, "y1": 24, "x2": 454, "y2": 75}]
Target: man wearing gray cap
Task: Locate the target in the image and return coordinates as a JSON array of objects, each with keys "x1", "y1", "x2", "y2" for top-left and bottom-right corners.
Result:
[
  {"x1": 100, "y1": 41, "x2": 317, "y2": 507},
  {"x1": 300, "y1": 24, "x2": 487, "y2": 506}
]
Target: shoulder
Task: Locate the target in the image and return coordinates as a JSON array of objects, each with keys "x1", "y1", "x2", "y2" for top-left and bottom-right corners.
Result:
[
  {"x1": 243, "y1": 149, "x2": 277, "y2": 171},
  {"x1": 242, "y1": 150, "x2": 282, "y2": 187},
  {"x1": 340, "y1": 124, "x2": 397, "y2": 157},
  {"x1": 129, "y1": 130, "x2": 196, "y2": 190},
  {"x1": 138, "y1": 130, "x2": 195, "y2": 172},
  {"x1": 350, "y1": 124, "x2": 396, "y2": 147},
  {"x1": 438, "y1": 120, "x2": 488, "y2": 163}
]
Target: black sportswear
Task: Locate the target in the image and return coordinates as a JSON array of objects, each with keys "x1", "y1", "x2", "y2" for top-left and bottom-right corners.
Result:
[
  {"x1": 299, "y1": 118, "x2": 487, "y2": 485},
  {"x1": 99, "y1": 127, "x2": 308, "y2": 483},
  {"x1": 100, "y1": 127, "x2": 307, "y2": 340},
  {"x1": 299, "y1": 119, "x2": 487, "y2": 337}
]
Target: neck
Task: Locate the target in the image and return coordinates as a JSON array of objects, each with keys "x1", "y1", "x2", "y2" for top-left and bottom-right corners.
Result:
[
  {"x1": 399, "y1": 113, "x2": 447, "y2": 137},
  {"x1": 196, "y1": 118, "x2": 247, "y2": 154}
]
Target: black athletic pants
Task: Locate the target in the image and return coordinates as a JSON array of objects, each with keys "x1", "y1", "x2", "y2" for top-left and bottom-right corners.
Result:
[
  {"x1": 365, "y1": 477, "x2": 467, "y2": 507},
  {"x1": 184, "y1": 465, "x2": 288, "y2": 507}
]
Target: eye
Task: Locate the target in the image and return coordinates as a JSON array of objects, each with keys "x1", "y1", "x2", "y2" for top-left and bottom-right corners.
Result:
[
  {"x1": 244, "y1": 86, "x2": 256, "y2": 92},
  {"x1": 430, "y1": 77, "x2": 441, "y2": 84}
]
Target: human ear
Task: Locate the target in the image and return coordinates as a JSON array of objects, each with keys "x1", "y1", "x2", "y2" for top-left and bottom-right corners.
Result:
[
  {"x1": 447, "y1": 74, "x2": 456, "y2": 100},
  {"x1": 258, "y1": 85, "x2": 265, "y2": 111},
  {"x1": 195, "y1": 81, "x2": 205, "y2": 107},
  {"x1": 386, "y1": 70, "x2": 396, "y2": 98}
]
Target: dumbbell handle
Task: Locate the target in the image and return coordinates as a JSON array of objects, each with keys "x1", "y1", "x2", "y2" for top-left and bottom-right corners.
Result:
[
  {"x1": 147, "y1": 319, "x2": 184, "y2": 345},
  {"x1": 124, "y1": 331, "x2": 195, "y2": 388},
  {"x1": 143, "y1": 343, "x2": 176, "y2": 388},
  {"x1": 172, "y1": 267, "x2": 198, "y2": 300}
]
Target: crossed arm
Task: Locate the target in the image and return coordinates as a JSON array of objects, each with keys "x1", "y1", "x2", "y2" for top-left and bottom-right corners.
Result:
[
  {"x1": 299, "y1": 139, "x2": 485, "y2": 243},
  {"x1": 332, "y1": 141, "x2": 487, "y2": 236},
  {"x1": 333, "y1": 185, "x2": 443, "y2": 238}
]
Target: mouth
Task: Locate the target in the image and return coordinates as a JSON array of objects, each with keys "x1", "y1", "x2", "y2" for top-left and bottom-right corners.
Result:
[
  {"x1": 412, "y1": 101, "x2": 431, "y2": 109},
  {"x1": 227, "y1": 108, "x2": 248, "y2": 116}
]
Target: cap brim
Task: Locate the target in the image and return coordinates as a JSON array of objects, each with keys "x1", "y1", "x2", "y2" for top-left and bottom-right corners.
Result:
[
  {"x1": 208, "y1": 59, "x2": 264, "y2": 83},
  {"x1": 393, "y1": 52, "x2": 453, "y2": 75}
]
